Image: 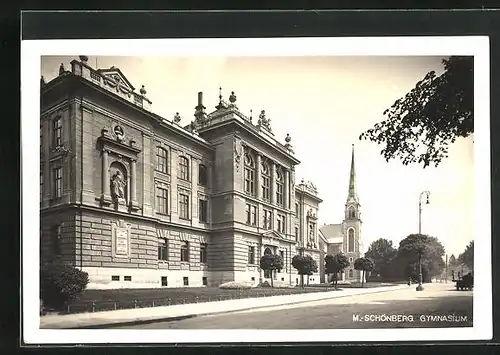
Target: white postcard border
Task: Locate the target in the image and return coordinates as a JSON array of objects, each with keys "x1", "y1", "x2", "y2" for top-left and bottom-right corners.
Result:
[{"x1": 21, "y1": 36, "x2": 491, "y2": 344}]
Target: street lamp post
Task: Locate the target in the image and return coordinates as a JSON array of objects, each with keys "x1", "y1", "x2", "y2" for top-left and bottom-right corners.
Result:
[{"x1": 417, "y1": 190, "x2": 430, "y2": 291}]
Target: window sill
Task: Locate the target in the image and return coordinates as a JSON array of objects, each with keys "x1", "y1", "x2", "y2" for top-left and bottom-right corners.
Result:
[
  {"x1": 155, "y1": 169, "x2": 170, "y2": 176},
  {"x1": 179, "y1": 217, "x2": 191, "y2": 221},
  {"x1": 156, "y1": 212, "x2": 170, "y2": 217}
]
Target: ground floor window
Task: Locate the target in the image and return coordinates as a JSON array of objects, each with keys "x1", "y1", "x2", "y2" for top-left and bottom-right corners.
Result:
[
  {"x1": 183, "y1": 277, "x2": 189, "y2": 286},
  {"x1": 348, "y1": 269, "x2": 353, "y2": 278},
  {"x1": 202, "y1": 276, "x2": 208, "y2": 286},
  {"x1": 124, "y1": 276, "x2": 132, "y2": 281},
  {"x1": 111, "y1": 275, "x2": 120, "y2": 281},
  {"x1": 161, "y1": 276, "x2": 168, "y2": 286},
  {"x1": 264, "y1": 269, "x2": 272, "y2": 278}
]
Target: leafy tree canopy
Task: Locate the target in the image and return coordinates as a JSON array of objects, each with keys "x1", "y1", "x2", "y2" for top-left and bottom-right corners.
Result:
[
  {"x1": 260, "y1": 254, "x2": 284, "y2": 272},
  {"x1": 398, "y1": 234, "x2": 446, "y2": 279},
  {"x1": 354, "y1": 257, "x2": 375, "y2": 272},
  {"x1": 359, "y1": 56, "x2": 473, "y2": 168},
  {"x1": 365, "y1": 238, "x2": 398, "y2": 277},
  {"x1": 325, "y1": 253, "x2": 350, "y2": 274},
  {"x1": 292, "y1": 254, "x2": 318, "y2": 276},
  {"x1": 458, "y1": 240, "x2": 474, "y2": 269}
]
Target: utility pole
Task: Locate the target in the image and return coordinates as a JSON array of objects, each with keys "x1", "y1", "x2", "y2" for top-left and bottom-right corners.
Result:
[{"x1": 416, "y1": 191, "x2": 430, "y2": 291}]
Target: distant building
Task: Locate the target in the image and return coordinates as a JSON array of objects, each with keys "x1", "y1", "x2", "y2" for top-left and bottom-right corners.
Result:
[
  {"x1": 40, "y1": 56, "x2": 326, "y2": 289},
  {"x1": 318, "y1": 145, "x2": 364, "y2": 283}
]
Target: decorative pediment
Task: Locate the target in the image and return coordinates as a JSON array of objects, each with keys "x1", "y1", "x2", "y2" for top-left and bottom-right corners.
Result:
[
  {"x1": 97, "y1": 67, "x2": 136, "y2": 95},
  {"x1": 261, "y1": 230, "x2": 284, "y2": 240}
]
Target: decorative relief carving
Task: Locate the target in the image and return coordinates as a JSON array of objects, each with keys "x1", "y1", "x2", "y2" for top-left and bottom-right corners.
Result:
[
  {"x1": 233, "y1": 137, "x2": 242, "y2": 172},
  {"x1": 180, "y1": 263, "x2": 190, "y2": 270},
  {"x1": 112, "y1": 219, "x2": 131, "y2": 258}
]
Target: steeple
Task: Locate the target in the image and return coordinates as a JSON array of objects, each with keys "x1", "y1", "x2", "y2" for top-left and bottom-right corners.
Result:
[{"x1": 347, "y1": 144, "x2": 358, "y2": 203}]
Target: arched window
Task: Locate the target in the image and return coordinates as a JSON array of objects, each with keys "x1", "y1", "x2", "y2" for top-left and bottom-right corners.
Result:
[
  {"x1": 348, "y1": 229, "x2": 355, "y2": 252},
  {"x1": 244, "y1": 153, "x2": 255, "y2": 195},
  {"x1": 261, "y1": 161, "x2": 270, "y2": 201},
  {"x1": 348, "y1": 206, "x2": 356, "y2": 219},
  {"x1": 179, "y1": 156, "x2": 189, "y2": 181},
  {"x1": 156, "y1": 147, "x2": 168, "y2": 174},
  {"x1": 348, "y1": 269, "x2": 353, "y2": 278},
  {"x1": 264, "y1": 247, "x2": 272, "y2": 255},
  {"x1": 198, "y1": 164, "x2": 208, "y2": 186}
]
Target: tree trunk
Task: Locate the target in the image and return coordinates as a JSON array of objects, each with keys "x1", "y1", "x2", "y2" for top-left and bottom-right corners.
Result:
[
  {"x1": 307, "y1": 275, "x2": 310, "y2": 286},
  {"x1": 271, "y1": 270, "x2": 274, "y2": 288},
  {"x1": 361, "y1": 270, "x2": 365, "y2": 288},
  {"x1": 301, "y1": 274, "x2": 304, "y2": 288}
]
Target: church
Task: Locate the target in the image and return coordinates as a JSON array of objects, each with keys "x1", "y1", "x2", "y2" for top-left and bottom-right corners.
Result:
[{"x1": 318, "y1": 145, "x2": 364, "y2": 283}]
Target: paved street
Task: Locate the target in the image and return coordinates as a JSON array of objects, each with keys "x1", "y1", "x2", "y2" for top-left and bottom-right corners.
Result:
[{"x1": 117, "y1": 283, "x2": 472, "y2": 329}]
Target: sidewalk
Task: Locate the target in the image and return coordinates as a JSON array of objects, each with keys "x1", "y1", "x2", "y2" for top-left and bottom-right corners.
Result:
[{"x1": 40, "y1": 284, "x2": 411, "y2": 329}]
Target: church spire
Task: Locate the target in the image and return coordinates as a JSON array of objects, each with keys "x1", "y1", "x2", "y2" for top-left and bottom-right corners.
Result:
[{"x1": 347, "y1": 144, "x2": 358, "y2": 203}]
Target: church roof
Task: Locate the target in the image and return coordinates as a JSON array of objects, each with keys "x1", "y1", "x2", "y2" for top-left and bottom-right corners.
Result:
[{"x1": 319, "y1": 224, "x2": 343, "y2": 244}]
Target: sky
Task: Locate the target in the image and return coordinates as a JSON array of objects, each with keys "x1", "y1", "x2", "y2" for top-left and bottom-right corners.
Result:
[{"x1": 41, "y1": 55, "x2": 474, "y2": 257}]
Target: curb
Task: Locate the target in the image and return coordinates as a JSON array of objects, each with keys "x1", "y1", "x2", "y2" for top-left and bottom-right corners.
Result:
[{"x1": 63, "y1": 285, "x2": 410, "y2": 329}]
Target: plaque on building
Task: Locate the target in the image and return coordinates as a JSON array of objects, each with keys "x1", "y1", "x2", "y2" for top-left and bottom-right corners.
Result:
[{"x1": 112, "y1": 219, "x2": 131, "y2": 258}]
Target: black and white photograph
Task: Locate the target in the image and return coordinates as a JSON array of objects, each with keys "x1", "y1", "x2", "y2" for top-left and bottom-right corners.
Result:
[{"x1": 21, "y1": 36, "x2": 491, "y2": 344}]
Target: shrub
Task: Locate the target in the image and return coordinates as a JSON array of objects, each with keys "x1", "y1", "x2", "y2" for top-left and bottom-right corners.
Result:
[
  {"x1": 219, "y1": 281, "x2": 253, "y2": 289},
  {"x1": 40, "y1": 262, "x2": 89, "y2": 311}
]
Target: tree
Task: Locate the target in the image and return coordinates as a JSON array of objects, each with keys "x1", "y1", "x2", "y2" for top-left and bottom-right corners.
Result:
[
  {"x1": 325, "y1": 253, "x2": 350, "y2": 289},
  {"x1": 458, "y1": 240, "x2": 474, "y2": 270},
  {"x1": 260, "y1": 254, "x2": 284, "y2": 288},
  {"x1": 448, "y1": 254, "x2": 458, "y2": 268},
  {"x1": 40, "y1": 261, "x2": 89, "y2": 311},
  {"x1": 354, "y1": 257, "x2": 375, "y2": 287},
  {"x1": 397, "y1": 234, "x2": 446, "y2": 283},
  {"x1": 292, "y1": 254, "x2": 318, "y2": 287},
  {"x1": 364, "y1": 238, "x2": 398, "y2": 279},
  {"x1": 359, "y1": 56, "x2": 473, "y2": 168}
]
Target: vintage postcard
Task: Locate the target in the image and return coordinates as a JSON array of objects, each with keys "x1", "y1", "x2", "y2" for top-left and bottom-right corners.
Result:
[{"x1": 21, "y1": 36, "x2": 491, "y2": 344}]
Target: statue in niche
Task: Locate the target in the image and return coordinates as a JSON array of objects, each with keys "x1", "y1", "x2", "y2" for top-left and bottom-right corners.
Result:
[{"x1": 111, "y1": 171, "x2": 127, "y2": 201}]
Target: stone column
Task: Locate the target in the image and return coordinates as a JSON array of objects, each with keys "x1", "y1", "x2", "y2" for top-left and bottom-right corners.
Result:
[
  {"x1": 102, "y1": 149, "x2": 110, "y2": 196},
  {"x1": 130, "y1": 159, "x2": 137, "y2": 203},
  {"x1": 255, "y1": 154, "x2": 262, "y2": 199},
  {"x1": 271, "y1": 162, "x2": 276, "y2": 204},
  {"x1": 284, "y1": 170, "x2": 289, "y2": 210}
]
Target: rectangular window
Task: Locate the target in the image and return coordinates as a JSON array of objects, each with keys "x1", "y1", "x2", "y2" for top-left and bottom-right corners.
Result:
[
  {"x1": 245, "y1": 203, "x2": 257, "y2": 226},
  {"x1": 277, "y1": 214, "x2": 286, "y2": 233},
  {"x1": 179, "y1": 193, "x2": 190, "y2": 219},
  {"x1": 180, "y1": 241, "x2": 189, "y2": 262},
  {"x1": 262, "y1": 175, "x2": 270, "y2": 200},
  {"x1": 52, "y1": 116, "x2": 62, "y2": 148},
  {"x1": 198, "y1": 164, "x2": 208, "y2": 186},
  {"x1": 156, "y1": 187, "x2": 169, "y2": 215},
  {"x1": 179, "y1": 156, "x2": 190, "y2": 181},
  {"x1": 53, "y1": 166, "x2": 62, "y2": 198},
  {"x1": 161, "y1": 276, "x2": 168, "y2": 286},
  {"x1": 183, "y1": 277, "x2": 189, "y2": 286},
  {"x1": 263, "y1": 209, "x2": 272, "y2": 229},
  {"x1": 199, "y1": 199, "x2": 208, "y2": 223},
  {"x1": 158, "y1": 239, "x2": 168, "y2": 261},
  {"x1": 156, "y1": 147, "x2": 168, "y2": 174},
  {"x1": 295, "y1": 203, "x2": 299, "y2": 216},
  {"x1": 202, "y1": 277, "x2": 208, "y2": 286},
  {"x1": 279, "y1": 250, "x2": 285, "y2": 272},
  {"x1": 111, "y1": 275, "x2": 120, "y2": 281},
  {"x1": 200, "y1": 243, "x2": 207, "y2": 263},
  {"x1": 295, "y1": 226, "x2": 299, "y2": 240},
  {"x1": 276, "y1": 182, "x2": 284, "y2": 206},
  {"x1": 124, "y1": 276, "x2": 132, "y2": 281},
  {"x1": 248, "y1": 246, "x2": 255, "y2": 264},
  {"x1": 244, "y1": 167, "x2": 255, "y2": 195}
]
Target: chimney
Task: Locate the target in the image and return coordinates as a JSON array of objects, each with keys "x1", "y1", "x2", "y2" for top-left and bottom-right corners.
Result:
[{"x1": 198, "y1": 92, "x2": 203, "y2": 106}]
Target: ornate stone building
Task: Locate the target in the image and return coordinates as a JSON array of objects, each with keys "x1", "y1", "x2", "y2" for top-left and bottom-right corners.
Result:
[
  {"x1": 318, "y1": 145, "x2": 364, "y2": 283},
  {"x1": 40, "y1": 56, "x2": 323, "y2": 289}
]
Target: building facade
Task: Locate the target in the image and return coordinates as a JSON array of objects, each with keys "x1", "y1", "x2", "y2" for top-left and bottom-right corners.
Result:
[
  {"x1": 319, "y1": 145, "x2": 364, "y2": 283},
  {"x1": 39, "y1": 56, "x2": 323, "y2": 289}
]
